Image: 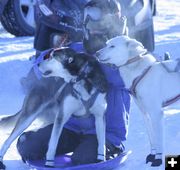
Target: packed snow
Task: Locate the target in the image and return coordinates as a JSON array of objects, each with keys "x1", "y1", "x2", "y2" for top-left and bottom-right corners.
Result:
[{"x1": 0, "y1": 0, "x2": 179, "y2": 169}]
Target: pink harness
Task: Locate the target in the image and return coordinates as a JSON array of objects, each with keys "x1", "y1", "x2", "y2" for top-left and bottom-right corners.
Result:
[
  {"x1": 129, "y1": 66, "x2": 152, "y2": 97},
  {"x1": 162, "y1": 94, "x2": 180, "y2": 107}
]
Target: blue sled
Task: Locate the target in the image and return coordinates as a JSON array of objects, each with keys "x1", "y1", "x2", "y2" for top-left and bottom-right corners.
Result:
[{"x1": 27, "y1": 150, "x2": 131, "y2": 170}]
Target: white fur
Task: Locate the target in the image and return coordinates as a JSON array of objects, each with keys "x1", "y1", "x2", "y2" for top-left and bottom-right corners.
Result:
[
  {"x1": 39, "y1": 58, "x2": 75, "y2": 83},
  {"x1": 97, "y1": 36, "x2": 180, "y2": 163}
]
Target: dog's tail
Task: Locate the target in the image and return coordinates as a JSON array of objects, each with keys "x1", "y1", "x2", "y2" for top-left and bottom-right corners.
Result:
[{"x1": 0, "y1": 110, "x2": 21, "y2": 131}]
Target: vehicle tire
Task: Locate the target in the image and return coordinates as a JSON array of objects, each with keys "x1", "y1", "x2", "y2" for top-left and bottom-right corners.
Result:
[{"x1": 1, "y1": 0, "x2": 36, "y2": 36}]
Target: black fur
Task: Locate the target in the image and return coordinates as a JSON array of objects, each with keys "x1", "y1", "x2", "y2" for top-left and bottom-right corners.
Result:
[{"x1": 53, "y1": 48, "x2": 108, "y2": 93}]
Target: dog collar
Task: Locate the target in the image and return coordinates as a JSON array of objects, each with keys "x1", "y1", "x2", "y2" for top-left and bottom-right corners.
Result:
[
  {"x1": 117, "y1": 52, "x2": 149, "y2": 68},
  {"x1": 104, "y1": 55, "x2": 143, "y2": 70},
  {"x1": 121, "y1": 55, "x2": 142, "y2": 67}
]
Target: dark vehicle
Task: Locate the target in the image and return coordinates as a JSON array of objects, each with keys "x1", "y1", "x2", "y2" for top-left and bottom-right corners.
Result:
[
  {"x1": 119, "y1": 0, "x2": 156, "y2": 51},
  {"x1": 0, "y1": 0, "x2": 156, "y2": 51},
  {"x1": 0, "y1": 0, "x2": 36, "y2": 36}
]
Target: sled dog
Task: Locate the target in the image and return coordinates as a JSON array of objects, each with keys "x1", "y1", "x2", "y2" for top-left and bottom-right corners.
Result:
[
  {"x1": 37, "y1": 47, "x2": 108, "y2": 166},
  {"x1": 0, "y1": 48, "x2": 108, "y2": 169},
  {"x1": 96, "y1": 35, "x2": 180, "y2": 166}
]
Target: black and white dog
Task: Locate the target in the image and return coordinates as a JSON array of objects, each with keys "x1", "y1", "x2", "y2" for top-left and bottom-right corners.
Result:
[
  {"x1": 38, "y1": 47, "x2": 108, "y2": 166},
  {"x1": 0, "y1": 47, "x2": 108, "y2": 168}
]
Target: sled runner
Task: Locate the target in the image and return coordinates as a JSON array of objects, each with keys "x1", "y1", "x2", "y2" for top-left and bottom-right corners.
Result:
[{"x1": 27, "y1": 151, "x2": 131, "y2": 170}]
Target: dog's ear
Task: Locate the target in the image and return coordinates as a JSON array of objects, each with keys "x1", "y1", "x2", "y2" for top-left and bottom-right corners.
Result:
[
  {"x1": 126, "y1": 38, "x2": 147, "y2": 57},
  {"x1": 126, "y1": 38, "x2": 144, "y2": 49}
]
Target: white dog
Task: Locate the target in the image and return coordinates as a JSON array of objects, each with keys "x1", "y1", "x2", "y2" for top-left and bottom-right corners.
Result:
[{"x1": 96, "y1": 36, "x2": 180, "y2": 166}]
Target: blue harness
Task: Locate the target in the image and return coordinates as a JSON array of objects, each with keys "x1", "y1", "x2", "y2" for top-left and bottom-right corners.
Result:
[{"x1": 33, "y1": 48, "x2": 53, "y2": 79}]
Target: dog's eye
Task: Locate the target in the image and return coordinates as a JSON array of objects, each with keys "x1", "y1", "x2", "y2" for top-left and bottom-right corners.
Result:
[
  {"x1": 68, "y1": 57, "x2": 74, "y2": 64},
  {"x1": 43, "y1": 53, "x2": 51, "y2": 60}
]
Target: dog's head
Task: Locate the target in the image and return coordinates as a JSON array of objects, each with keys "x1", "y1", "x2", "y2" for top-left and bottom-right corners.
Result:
[
  {"x1": 83, "y1": 0, "x2": 126, "y2": 54},
  {"x1": 96, "y1": 36, "x2": 147, "y2": 66},
  {"x1": 38, "y1": 47, "x2": 79, "y2": 82},
  {"x1": 38, "y1": 47, "x2": 108, "y2": 92},
  {"x1": 38, "y1": 47, "x2": 95, "y2": 82},
  {"x1": 84, "y1": 0, "x2": 124, "y2": 35}
]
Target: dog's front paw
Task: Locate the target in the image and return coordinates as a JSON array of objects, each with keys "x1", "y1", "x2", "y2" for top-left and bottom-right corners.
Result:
[
  {"x1": 151, "y1": 159, "x2": 162, "y2": 166},
  {"x1": 146, "y1": 154, "x2": 162, "y2": 166},
  {"x1": 45, "y1": 160, "x2": 55, "y2": 168},
  {"x1": 97, "y1": 154, "x2": 106, "y2": 162},
  {"x1": 146, "y1": 154, "x2": 155, "y2": 163},
  {"x1": 0, "y1": 161, "x2": 6, "y2": 170}
]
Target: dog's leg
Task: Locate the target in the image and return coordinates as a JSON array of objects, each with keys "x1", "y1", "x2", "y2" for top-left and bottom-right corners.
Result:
[
  {"x1": 45, "y1": 106, "x2": 70, "y2": 167},
  {"x1": 0, "y1": 100, "x2": 49, "y2": 154},
  {"x1": 0, "y1": 110, "x2": 40, "y2": 169},
  {"x1": 0, "y1": 110, "x2": 21, "y2": 131},
  {"x1": 0, "y1": 97, "x2": 53, "y2": 169},
  {"x1": 91, "y1": 94, "x2": 106, "y2": 162},
  {"x1": 146, "y1": 109, "x2": 163, "y2": 167},
  {"x1": 142, "y1": 112, "x2": 156, "y2": 154},
  {"x1": 94, "y1": 114, "x2": 106, "y2": 162},
  {"x1": 136, "y1": 98, "x2": 163, "y2": 166},
  {"x1": 45, "y1": 96, "x2": 81, "y2": 167},
  {"x1": 0, "y1": 111, "x2": 22, "y2": 168},
  {"x1": 133, "y1": 98, "x2": 159, "y2": 164}
]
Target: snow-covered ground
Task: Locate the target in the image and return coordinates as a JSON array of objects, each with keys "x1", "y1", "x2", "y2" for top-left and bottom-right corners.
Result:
[{"x1": 0, "y1": 0, "x2": 180, "y2": 169}]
